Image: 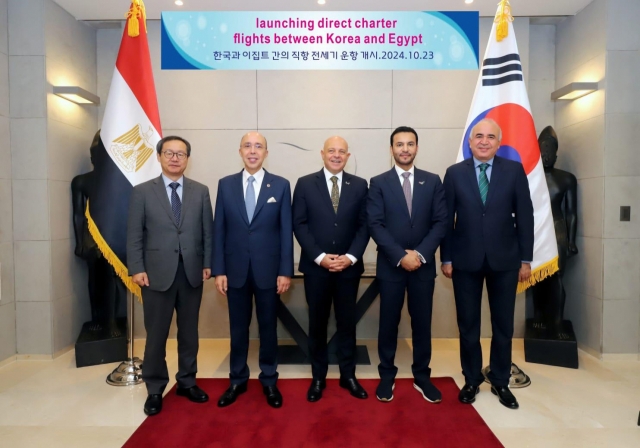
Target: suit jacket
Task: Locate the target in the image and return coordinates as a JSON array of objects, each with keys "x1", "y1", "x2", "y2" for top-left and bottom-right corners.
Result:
[
  {"x1": 127, "y1": 175, "x2": 214, "y2": 292},
  {"x1": 440, "y1": 156, "x2": 534, "y2": 272},
  {"x1": 367, "y1": 167, "x2": 447, "y2": 282},
  {"x1": 292, "y1": 169, "x2": 369, "y2": 278},
  {"x1": 212, "y1": 170, "x2": 294, "y2": 289}
]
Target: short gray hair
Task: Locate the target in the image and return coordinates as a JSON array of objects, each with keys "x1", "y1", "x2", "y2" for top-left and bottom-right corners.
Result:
[{"x1": 469, "y1": 118, "x2": 502, "y2": 141}]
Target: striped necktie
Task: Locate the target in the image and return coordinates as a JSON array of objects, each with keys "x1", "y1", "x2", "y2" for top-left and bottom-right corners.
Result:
[{"x1": 478, "y1": 163, "x2": 490, "y2": 204}]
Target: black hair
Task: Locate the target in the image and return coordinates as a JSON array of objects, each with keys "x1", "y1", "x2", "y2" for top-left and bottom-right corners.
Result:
[
  {"x1": 156, "y1": 135, "x2": 191, "y2": 157},
  {"x1": 390, "y1": 126, "x2": 418, "y2": 146}
]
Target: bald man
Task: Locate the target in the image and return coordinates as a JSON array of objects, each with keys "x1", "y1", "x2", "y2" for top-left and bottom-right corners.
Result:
[
  {"x1": 292, "y1": 137, "x2": 370, "y2": 402},
  {"x1": 213, "y1": 132, "x2": 293, "y2": 409},
  {"x1": 440, "y1": 119, "x2": 533, "y2": 409}
]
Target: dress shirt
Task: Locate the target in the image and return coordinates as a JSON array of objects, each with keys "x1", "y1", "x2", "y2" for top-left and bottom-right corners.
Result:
[
  {"x1": 242, "y1": 168, "x2": 265, "y2": 205},
  {"x1": 313, "y1": 168, "x2": 357, "y2": 267},
  {"x1": 162, "y1": 174, "x2": 183, "y2": 202}
]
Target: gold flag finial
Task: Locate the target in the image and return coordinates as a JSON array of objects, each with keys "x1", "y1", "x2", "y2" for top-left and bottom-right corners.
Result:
[
  {"x1": 126, "y1": 0, "x2": 147, "y2": 37},
  {"x1": 495, "y1": 0, "x2": 514, "y2": 42}
]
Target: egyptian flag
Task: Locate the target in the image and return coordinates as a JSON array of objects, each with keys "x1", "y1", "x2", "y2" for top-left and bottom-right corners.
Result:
[
  {"x1": 86, "y1": 0, "x2": 161, "y2": 297},
  {"x1": 458, "y1": 0, "x2": 558, "y2": 292}
]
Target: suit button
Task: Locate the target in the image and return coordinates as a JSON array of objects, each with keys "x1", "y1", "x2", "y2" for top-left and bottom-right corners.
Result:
[
  {"x1": 332, "y1": 241, "x2": 335, "y2": 245},
  {"x1": 174, "y1": 249, "x2": 178, "y2": 253},
  {"x1": 334, "y1": 223, "x2": 338, "y2": 227},
  {"x1": 178, "y1": 231, "x2": 182, "y2": 234},
  {"x1": 249, "y1": 231, "x2": 253, "y2": 235}
]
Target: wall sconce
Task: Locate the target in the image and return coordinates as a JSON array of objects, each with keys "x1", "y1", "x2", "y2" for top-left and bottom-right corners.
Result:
[
  {"x1": 550, "y1": 82, "x2": 598, "y2": 101},
  {"x1": 53, "y1": 86, "x2": 100, "y2": 105}
]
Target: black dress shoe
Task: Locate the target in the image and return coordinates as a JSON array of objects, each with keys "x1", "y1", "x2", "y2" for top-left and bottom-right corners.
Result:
[
  {"x1": 458, "y1": 384, "x2": 480, "y2": 404},
  {"x1": 217, "y1": 382, "x2": 248, "y2": 408},
  {"x1": 144, "y1": 394, "x2": 162, "y2": 416},
  {"x1": 263, "y1": 385, "x2": 283, "y2": 408},
  {"x1": 491, "y1": 385, "x2": 519, "y2": 409},
  {"x1": 307, "y1": 379, "x2": 326, "y2": 402},
  {"x1": 177, "y1": 385, "x2": 209, "y2": 403},
  {"x1": 339, "y1": 377, "x2": 368, "y2": 399}
]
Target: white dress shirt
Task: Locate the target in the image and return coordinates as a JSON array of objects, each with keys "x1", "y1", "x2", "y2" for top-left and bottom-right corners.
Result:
[
  {"x1": 242, "y1": 168, "x2": 265, "y2": 205},
  {"x1": 162, "y1": 174, "x2": 184, "y2": 202},
  {"x1": 314, "y1": 168, "x2": 357, "y2": 267}
]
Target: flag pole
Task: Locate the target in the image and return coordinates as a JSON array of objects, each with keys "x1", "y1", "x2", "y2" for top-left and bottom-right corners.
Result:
[{"x1": 106, "y1": 289, "x2": 143, "y2": 386}]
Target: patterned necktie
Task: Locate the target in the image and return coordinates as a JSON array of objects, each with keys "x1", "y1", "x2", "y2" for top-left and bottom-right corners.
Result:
[
  {"x1": 478, "y1": 163, "x2": 490, "y2": 204},
  {"x1": 169, "y1": 182, "x2": 181, "y2": 225},
  {"x1": 330, "y1": 176, "x2": 339, "y2": 214},
  {"x1": 402, "y1": 171, "x2": 412, "y2": 217},
  {"x1": 245, "y1": 176, "x2": 256, "y2": 223}
]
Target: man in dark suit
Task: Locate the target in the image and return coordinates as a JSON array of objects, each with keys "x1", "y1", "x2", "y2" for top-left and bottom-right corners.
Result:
[
  {"x1": 213, "y1": 132, "x2": 293, "y2": 409},
  {"x1": 441, "y1": 119, "x2": 534, "y2": 410},
  {"x1": 367, "y1": 126, "x2": 447, "y2": 403},
  {"x1": 293, "y1": 136, "x2": 370, "y2": 402},
  {"x1": 127, "y1": 136, "x2": 214, "y2": 416}
]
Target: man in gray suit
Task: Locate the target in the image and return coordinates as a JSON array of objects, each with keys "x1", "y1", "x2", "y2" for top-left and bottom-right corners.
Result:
[{"x1": 127, "y1": 136, "x2": 214, "y2": 416}]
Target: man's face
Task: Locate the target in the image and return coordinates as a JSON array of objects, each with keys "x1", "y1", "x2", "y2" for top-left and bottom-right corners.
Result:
[
  {"x1": 157, "y1": 139, "x2": 189, "y2": 178},
  {"x1": 321, "y1": 137, "x2": 350, "y2": 174},
  {"x1": 239, "y1": 133, "x2": 268, "y2": 174},
  {"x1": 469, "y1": 121, "x2": 501, "y2": 162},
  {"x1": 391, "y1": 132, "x2": 418, "y2": 168}
]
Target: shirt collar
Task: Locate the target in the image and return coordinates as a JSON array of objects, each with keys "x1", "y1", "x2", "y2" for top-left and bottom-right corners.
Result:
[
  {"x1": 394, "y1": 165, "x2": 415, "y2": 178},
  {"x1": 323, "y1": 167, "x2": 343, "y2": 182},
  {"x1": 473, "y1": 157, "x2": 494, "y2": 169},
  {"x1": 162, "y1": 174, "x2": 184, "y2": 188},
  {"x1": 243, "y1": 167, "x2": 265, "y2": 184}
]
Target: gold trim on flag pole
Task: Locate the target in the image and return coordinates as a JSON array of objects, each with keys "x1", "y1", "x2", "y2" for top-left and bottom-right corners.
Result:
[
  {"x1": 85, "y1": 200, "x2": 143, "y2": 300},
  {"x1": 495, "y1": 0, "x2": 514, "y2": 42},
  {"x1": 126, "y1": 0, "x2": 147, "y2": 37},
  {"x1": 516, "y1": 256, "x2": 559, "y2": 294}
]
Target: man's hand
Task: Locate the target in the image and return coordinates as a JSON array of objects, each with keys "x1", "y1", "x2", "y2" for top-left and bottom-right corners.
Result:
[
  {"x1": 441, "y1": 264, "x2": 453, "y2": 279},
  {"x1": 320, "y1": 254, "x2": 339, "y2": 270},
  {"x1": 519, "y1": 263, "x2": 531, "y2": 283},
  {"x1": 400, "y1": 250, "x2": 422, "y2": 271},
  {"x1": 215, "y1": 275, "x2": 228, "y2": 296},
  {"x1": 329, "y1": 255, "x2": 352, "y2": 272},
  {"x1": 277, "y1": 276, "x2": 291, "y2": 295},
  {"x1": 203, "y1": 268, "x2": 211, "y2": 281},
  {"x1": 132, "y1": 272, "x2": 149, "y2": 287}
]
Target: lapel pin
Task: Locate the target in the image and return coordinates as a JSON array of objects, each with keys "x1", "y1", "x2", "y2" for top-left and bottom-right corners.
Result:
[
  {"x1": 345, "y1": 181, "x2": 350, "y2": 185},
  {"x1": 419, "y1": 181, "x2": 425, "y2": 185},
  {"x1": 267, "y1": 184, "x2": 271, "y2": 188}
]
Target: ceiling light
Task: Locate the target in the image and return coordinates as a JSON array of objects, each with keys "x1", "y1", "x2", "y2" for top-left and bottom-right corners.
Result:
[
  {"x1": 550, "y1": 82, "x2": 599, "y2": 101},
  {"x1": 175, "y1": 0, "x2": 184, "y2": 6},
  {"x1": 318, "y1": 0, "x2": 326, "y2": 5},
  {"x1": 53, "y1": 86, "x2": 100, "y2": 105},
  {"x1": 465, "y1": 0, "x2": 474, "y2": 4}
]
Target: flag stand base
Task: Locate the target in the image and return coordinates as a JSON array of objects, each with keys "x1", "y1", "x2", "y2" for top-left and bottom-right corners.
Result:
[
  {"x1": 106, "y1": 358, "x2": 143, "y2": 386},
  {"x1": 482, "y1": 362, "x2": 531, "y2": 388}
]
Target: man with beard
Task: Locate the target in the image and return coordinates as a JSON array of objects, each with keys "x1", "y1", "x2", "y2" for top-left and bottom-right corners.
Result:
[{"x1": 367, "y1": 126, "x2": 447, "y2": 403}]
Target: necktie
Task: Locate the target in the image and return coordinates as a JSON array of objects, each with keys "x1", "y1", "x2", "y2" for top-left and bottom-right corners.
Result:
[
  {"x1": 402, "y1": 172, "x2": 412, "y2": 217},
  {"x1": 478, "y1": 163, "x2": 490, "y2": 204},
  {"x1": 245, "y1": 176, "x2": 256, "y2": 223},
  {"x1": 169, "y1": 182, "x2": 181, "y2": 225},
  {"x1": 330, "y1": 176, "x2": 339, "y2": 214}
]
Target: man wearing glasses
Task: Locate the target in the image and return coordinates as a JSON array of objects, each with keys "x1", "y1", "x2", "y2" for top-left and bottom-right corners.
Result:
[{"x1": 127, "y1": 136, "x2": 214, "y2": 416}]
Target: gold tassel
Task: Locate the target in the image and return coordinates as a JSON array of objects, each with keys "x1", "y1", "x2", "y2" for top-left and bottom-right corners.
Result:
[
  {"x1": 126, "y1": 0, "x2": 147, "y2": 37},
  {"x1": 85, "y1": 201, "x2": 143, "y2": 301},
  {"x1": 495, "y1": 0, "x2": 514, "y2": 42},
  {"x1": 516, "y1": 256, "x2": 560, "y2": 294}
]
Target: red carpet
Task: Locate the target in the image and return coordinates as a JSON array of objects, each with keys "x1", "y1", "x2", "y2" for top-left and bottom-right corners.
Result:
[{"x1": 123, "y1": 378, "x2": 503, "y2": 448}]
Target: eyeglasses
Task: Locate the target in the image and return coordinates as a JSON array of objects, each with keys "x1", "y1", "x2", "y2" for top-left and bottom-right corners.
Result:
[{"x1": 162, "y1": 150, "x2": 188, "y2": 160}]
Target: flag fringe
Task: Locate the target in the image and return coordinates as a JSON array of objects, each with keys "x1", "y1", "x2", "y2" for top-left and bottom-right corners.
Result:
[
  {"x1": 85, "y1": 200, "x2": 143, "y2": 301},
  {"x1": 126, "y1": 0, "x2": 147, "y2": 37},
  {"x1": 517, "y1": 256, "x2": 559, "y2": 294},
  {"x1": 495, "y1": 0, "x2": 514, "y2": 42}
]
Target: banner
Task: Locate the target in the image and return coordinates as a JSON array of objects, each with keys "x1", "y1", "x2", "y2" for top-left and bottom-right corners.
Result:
[
  {"x1": 161, "y1": 11, "x2": 478, "y2": 70},
  {"x1": 458, "y1": 1, "x2": 558, "y2": 292},
  {"x1": 87, "y1": 0, "x2": 162, "y2": 297}
]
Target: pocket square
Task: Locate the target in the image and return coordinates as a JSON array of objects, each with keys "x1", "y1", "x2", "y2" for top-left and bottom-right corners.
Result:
[{"x1": 267, "y1": 197, "x2": 277, "y2": 203}]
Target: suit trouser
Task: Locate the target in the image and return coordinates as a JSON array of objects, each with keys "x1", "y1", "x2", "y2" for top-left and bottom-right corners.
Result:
[
  {"x1": 227, "y1": 264, "x2": 279, "y2": 387},
  {"x1": 304, "y1": 274, "x2": 360, "y2": 380},
  {"x1": 452, "y1": 258, "x2": 519, "y2": 388},
  {"x1": 377, "y1": 275, "x2": 435, "y2": 383},
  {"x1": 142, "y1": 259, "x2": 203, "y2": 395}
]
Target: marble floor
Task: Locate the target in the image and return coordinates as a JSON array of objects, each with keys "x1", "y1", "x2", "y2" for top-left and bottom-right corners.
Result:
[{"x1": 0, "y1": 339, "x2": 639, "y2": 447}]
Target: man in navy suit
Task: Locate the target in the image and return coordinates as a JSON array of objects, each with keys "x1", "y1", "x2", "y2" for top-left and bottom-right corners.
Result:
[
  {"x1": 213, "y1": 132, "x2": 294, "y2": 409},
  {"x1": 367, "y1": 126, "x2": 447, "y2": 403},
  {"x1": 292, "y1": 136, "x2": 369, "y2": 402},
  {"x1": 441, "y1": 119, "x2": 534, "y2": 410}
]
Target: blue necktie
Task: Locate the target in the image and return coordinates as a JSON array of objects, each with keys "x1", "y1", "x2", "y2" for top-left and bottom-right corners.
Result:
[
  {"x1": 169, "y1": 182, "x2": 181, "y2": 225},
  {"x1": 245, "y1": 176, "x2": 256, "y2": 223}
]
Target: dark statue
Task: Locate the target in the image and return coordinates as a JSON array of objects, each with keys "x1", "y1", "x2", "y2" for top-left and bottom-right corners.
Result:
[
  {"x1": 72, "y1": 130, "x2": 125, "y2": 338},
  {"x1": 530, "y1": 126, "x2": 579, "y2": 340}
]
